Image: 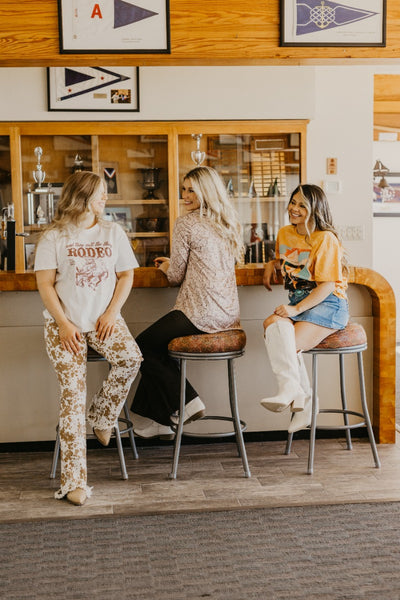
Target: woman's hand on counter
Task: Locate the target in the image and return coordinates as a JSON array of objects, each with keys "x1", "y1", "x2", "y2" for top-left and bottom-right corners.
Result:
[{"x1": 154, "y1": 256, "x2": 170, "y2": 275}]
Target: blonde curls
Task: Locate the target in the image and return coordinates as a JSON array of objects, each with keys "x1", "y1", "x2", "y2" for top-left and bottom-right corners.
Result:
[{"x1": 184, "y1": 166, "x2": 243, "y2": 262}]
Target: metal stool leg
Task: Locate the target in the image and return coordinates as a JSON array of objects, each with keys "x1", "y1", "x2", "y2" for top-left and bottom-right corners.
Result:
[
  {"x1": 228, "y1": 358, "x2": 251, "y2": 478},
  {"x1": 50, "y1": 425, "x2": 60, "y2": 479},
  {"x1": 307, "y1": 354, "x2": 319, "y2": 475},
  {"x1": 123, "y1": 401, "x2": 138, "y2": 460},
  {"x1": 357, "y1": 351, "x2": 381, "y2": 468},
  {"x1": 169, "y1": 358, "x2": 186, "y2": 480},
  {"x1": 114, "y1": 420, "x2": 128, "y2": 480},
  {"x1": 339, "y1": 354, "x2": 352, "y2": 450}
]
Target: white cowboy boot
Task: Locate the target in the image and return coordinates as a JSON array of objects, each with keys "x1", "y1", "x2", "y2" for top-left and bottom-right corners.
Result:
[
  {"x1": 288, "y1": 352, "x2": 318, "y2": 433},
  {"x1": 260, "y1": 320, "x2": 306, "y2": 413}
]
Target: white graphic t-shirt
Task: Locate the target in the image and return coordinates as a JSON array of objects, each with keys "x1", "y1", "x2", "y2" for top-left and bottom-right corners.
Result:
[{"x1": 34, "y1": 222, "x2": 138, "y2": 332}]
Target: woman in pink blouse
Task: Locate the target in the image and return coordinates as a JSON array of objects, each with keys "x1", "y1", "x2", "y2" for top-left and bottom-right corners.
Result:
[{"x1": 131, "y1": 166, "x2": 243, "y2": 439}]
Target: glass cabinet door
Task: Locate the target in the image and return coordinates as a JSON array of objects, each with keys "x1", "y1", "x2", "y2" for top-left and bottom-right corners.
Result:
[
  {"x1": 20, "y1": 133, "x2": 170, "y2": 268},
  {"x1": 97, "y1": 134, "x2": 169, "y2": 267},
  {"x1": 0, "y1": 135, "x2": 11, "y2": 270},
  {"x1": 178, "y1": 132, "x2": 301, "y2": 264}
]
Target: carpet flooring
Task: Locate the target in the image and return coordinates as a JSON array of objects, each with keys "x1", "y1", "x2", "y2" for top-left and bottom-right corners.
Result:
[{"x1": 2, "y1": 501, "x2": 400, "y2": 600}]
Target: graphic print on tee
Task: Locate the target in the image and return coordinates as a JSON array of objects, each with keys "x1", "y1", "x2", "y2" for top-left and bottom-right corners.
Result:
[{"x1": 66, "y1": 241, "x2": 111, "y2": 291}]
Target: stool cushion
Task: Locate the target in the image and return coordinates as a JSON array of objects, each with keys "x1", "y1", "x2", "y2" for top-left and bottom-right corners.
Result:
[
  {"x1": 168, "y1": 329, "x2": 246, "y2": 354},
  {"x1": 313, "y1": 322, "x2": 367, "y2": 350}
]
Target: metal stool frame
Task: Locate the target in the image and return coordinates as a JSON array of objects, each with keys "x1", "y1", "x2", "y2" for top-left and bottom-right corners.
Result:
[
  {"x1": 50, "y1": 350, "x2": 138, "y2": 481},
  {"x1": 285, "y1": 342, "x2": 381, "y2": 474},
  {"x1": 168, "y1": 348, "x2": 251, "y2": 480}
]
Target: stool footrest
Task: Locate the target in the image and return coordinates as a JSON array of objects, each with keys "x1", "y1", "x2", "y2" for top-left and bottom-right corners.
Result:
[
  {"x1": 176, "y1": 415, "x2": 247, "y2": 439},
  {"x1": 315, "y1": 408, "x2": 366, "y2": 431}
]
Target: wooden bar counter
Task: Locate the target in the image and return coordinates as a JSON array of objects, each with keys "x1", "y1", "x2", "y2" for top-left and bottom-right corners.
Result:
[{"x1": 0, "y1": 265, "x2": 395, "y2": 443}]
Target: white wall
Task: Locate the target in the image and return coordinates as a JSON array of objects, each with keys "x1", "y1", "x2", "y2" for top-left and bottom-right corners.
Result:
[
  {"x1": 0, "y1": 64, "x2": 383, "y2": 441},
  {"x1": 0, "y1": 64, "x2": 376, "y2": 267}
]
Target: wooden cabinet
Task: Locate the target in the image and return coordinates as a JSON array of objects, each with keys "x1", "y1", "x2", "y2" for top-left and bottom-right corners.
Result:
[{"x1": 0, "y1": 120, "x2": 308, "y2": 272}]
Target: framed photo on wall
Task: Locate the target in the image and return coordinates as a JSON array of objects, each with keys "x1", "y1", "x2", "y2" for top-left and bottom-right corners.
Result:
[
  {"x1": 58, "y1": 0, "x2": 170, "y2": 54},
  {"x1": 280, "y1": 0, "x2": 386, "y2": 47},
  {"x1": 100, "y1": 162, "x2": 120, "y2": 198},
  {"x1": 47, "y1": 66, "x2": 139, "y2": 112}
]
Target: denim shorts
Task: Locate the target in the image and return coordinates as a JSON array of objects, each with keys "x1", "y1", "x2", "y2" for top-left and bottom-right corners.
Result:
[{"x1": 288, "y1": 289, "x2": 349, "y2": 330}]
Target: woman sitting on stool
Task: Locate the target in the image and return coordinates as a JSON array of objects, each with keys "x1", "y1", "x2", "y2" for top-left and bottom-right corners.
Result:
[
  {"x1": 261, "y1": 184, "x2": 349, "y2": 432},
  {"x1": 131, "y1": 166, "x2": 243, "y2": 439},
  {"x1": 35, "y1": 171, "x2": 142, "y2": 506}
]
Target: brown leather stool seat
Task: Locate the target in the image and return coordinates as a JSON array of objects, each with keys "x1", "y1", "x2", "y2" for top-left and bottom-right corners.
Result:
[
  {"x1": 168, "y1": 329, "x2": 250, "y2": 479},
  {"x1": 286, "y1": 322, "x2": 381, "y2": 474}
]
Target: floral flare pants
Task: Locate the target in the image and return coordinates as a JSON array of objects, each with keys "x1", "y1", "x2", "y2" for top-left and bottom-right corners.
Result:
[{"x1": 44, "y1": 317, "x2": 142, "y2": 499}]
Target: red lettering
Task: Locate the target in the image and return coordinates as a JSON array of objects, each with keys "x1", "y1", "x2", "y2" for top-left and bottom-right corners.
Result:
[
  {"x1": 77, "y1": 248, "x2": 86, "y2": 257},
  {"x1": 97, "y1": 247, "x2": 105, "y2": 258},
  {"x1": 105, "y1": 247, "x2": 112, "y2": 257},
  {"x1": 91, "y1": 4, "x2": 103, "y2": 19},
  {"x1": 86, "y1": 247, "x2": 96, "y2": 258},
  {"x1": 67, "y1": 248, "x2": 77, "y2": 257}
]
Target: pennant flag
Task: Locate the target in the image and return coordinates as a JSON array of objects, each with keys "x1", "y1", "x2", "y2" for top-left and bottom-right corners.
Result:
[
  {"x1": 56, "y1": 67, "x2": 130, "y2": 102},
  {"x1": 296, "y1": 0, "x2": 377, "y2": 35},
  {"x1": 114, "y1": 0, "x2": 158, "y2": 29},
  {"x1": 65, "y1": 68, "x2": 94, "y2": 87}
]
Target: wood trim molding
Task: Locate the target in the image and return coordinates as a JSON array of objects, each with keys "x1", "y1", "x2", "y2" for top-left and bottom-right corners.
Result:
[
  {"x1": 0, "y1": 265, "x2": 395, "y2": 443},
  {"x1": 1, "y1": 1, "x2": 400, "y2": 66}
]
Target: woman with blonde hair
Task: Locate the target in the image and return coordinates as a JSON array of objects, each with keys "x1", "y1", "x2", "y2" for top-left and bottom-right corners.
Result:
[
  {"x1": 35, "y1": 171, "x2": 142, "y2": 506},
  {"x1": 260, "y1": 184, "x2": 348, "y2": 433},
  {"x1": 132, "y1": 166, "x2": 243, "y2": 439}
]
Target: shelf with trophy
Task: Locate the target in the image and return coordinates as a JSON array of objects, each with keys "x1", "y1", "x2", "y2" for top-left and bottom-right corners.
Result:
[
  {"x1": 178, "y1": 131, "x2": 302, "y2": 264},
  {"x1": 0, "y1": 120, "x2": 307, "y2": 273},
  {"x1": 96, "y1": 134, "x2": 169, "y2": 267}
]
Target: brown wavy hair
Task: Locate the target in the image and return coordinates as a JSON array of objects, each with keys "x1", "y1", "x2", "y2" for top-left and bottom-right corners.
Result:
[{"x1": 289, "y1": 184, "x2": 348, "y2": 273}]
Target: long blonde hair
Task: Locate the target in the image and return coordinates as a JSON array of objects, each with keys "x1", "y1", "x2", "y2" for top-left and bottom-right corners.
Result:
[
  {"x1": 184, "y1": 166, "x2": 243, "y2": 261},
  {"x1": 45, "y1": 171, "x2": 105, "y2": 232}
]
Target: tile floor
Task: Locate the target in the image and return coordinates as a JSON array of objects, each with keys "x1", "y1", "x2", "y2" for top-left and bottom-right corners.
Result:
[{"x1": 1, "y1": 434, "x2": 400, "y2": 523}]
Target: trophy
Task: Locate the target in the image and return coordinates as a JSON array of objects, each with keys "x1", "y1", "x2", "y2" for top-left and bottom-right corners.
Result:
[
  {"x1": 140, "y1": 167, "x2": 162, "y2": 199},
  {"x1": 27, "y1": 147, "x2": 54, "y2": 225},
  {"x1": 33, "y1": 146, "x2": 46, "y2": 190},
  {"x1": 191, "y1": 134, "x2": 206, "y2": 166}
]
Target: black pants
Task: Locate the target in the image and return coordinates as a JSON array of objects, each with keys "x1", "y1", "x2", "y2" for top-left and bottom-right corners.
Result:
[{"x1": 131, "y1": 310, "x2": 205, "y2": 426}]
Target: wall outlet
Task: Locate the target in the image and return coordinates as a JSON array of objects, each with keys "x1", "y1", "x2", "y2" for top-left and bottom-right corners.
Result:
[{"x1": 337, "y1": 225, "x2": 365, "y2": 241}]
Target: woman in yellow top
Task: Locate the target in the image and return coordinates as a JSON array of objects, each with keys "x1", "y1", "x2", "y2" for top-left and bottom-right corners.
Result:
[{"x1": 261, "y1": 184, "x2": 349, "y2": 433}]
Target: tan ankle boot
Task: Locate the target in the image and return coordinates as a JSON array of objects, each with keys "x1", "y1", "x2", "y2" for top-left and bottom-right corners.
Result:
[
  {"x1": 93, "y1": 427, "x2": 113, "y2": 447},
  {"x1": 66, "y1": 488, "x2": 87, "y2": 506}
]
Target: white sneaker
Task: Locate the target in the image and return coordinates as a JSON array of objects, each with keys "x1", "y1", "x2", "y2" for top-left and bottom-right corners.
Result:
[
  {"x1": 133, "y1": 420, "x2": 175, "y2": 440},
  {"x1": 170, "y1": 396, "x2": 206, "y2": 425}
]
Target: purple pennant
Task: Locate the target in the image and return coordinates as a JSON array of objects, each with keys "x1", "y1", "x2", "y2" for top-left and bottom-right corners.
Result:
[
  {"x1": 114, "y1": 0, "x2": 158, "y2": 29},
  {"x1": 296, "y1": 0, "x2": 377, "y2": 35}
]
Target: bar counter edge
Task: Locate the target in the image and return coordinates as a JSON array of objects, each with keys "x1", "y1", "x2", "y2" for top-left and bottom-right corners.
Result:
[{"x1": 0, "y1": 265, "x2": 395, "y2": 443}]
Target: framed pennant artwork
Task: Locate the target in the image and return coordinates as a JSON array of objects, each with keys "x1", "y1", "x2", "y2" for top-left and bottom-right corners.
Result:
[
  {"x1": 280, "y1": 0, "x2": 386, "y2": 47},
  {"x1": 57, "y1": 0, "x2": 170, "y2": 54},
  {"x1": 47, "y1": 66, "x2": 139, "y2": 112}
]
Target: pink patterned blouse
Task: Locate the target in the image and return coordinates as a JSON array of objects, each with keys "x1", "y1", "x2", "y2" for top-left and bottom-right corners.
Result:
[{"x1": 166, "y1": 210, "x2": 240, "y2": 333}]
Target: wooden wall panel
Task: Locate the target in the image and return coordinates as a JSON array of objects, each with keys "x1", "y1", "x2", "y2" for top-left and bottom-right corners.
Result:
[{"x1": 1, "y1": 0, "x2": 400, "y2": 66}]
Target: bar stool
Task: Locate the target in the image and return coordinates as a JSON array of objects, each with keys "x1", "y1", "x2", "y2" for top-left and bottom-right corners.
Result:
[
  {"x1": 50, "y1": 347, "x2": 138, "y2": 481},
  {"x1": 285, "y1": 322, "x2": 381, "y2": 474},
  {"x1": 168, "y1": 329, "x2": 251, "y2": 479}
]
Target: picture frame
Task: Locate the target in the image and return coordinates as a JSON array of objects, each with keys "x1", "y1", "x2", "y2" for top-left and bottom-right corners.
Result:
[
  {"x1": 280, "y1": 0, "x2": 386, "y2": 47},
  {"x1": 373, "y1": 174, "x2": 400, "y2": 216},
  {"x1": 57, "y1": 0, "x2": 170, "y2": 54},
  {"x1": 100, "y1": 162, "x2": 120, "y2": 197},
  {"x1": 24, "y1": 243, "x2": 36, "y2": 271},
  {"x1": 104, "y1": 206, "x2": 132, "y2": 231},
  {"x1": 47, "y1": 67, "x2": 139, "y2": 112}
]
